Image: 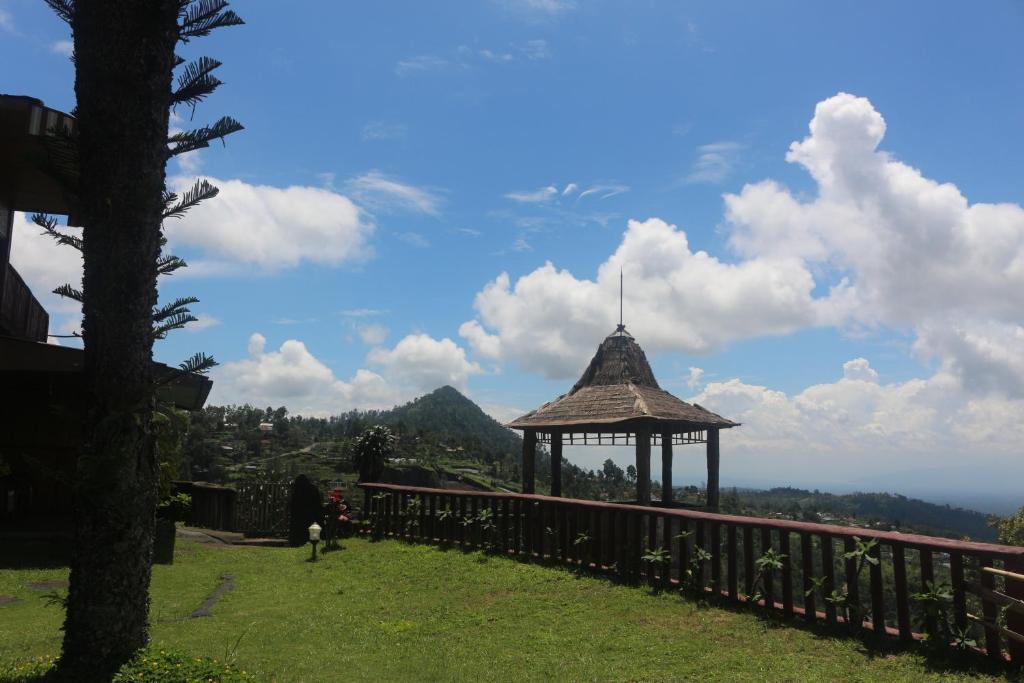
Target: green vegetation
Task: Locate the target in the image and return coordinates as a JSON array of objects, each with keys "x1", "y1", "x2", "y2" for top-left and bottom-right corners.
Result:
[
  {"x1": 716, "y1": 487, "x2": 997, "y2": 541},
  {"x1": 177, "y1": 387, "x2": 1004, "y2": 542},
  {"x1": 989, "y1": 504, "x2": 1024, "y2": 547},
  {"x1": 0, "y1": 538, "x2": 1014, "y2": 682}
]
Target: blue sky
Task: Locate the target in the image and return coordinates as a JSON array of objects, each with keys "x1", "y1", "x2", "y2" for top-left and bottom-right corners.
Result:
[{"x1": 5, "y1": 1, "x2": 1024, "y2": 508}]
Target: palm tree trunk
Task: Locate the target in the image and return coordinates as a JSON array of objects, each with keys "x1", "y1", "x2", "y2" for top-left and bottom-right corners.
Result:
[{"x1": 57, "y1": 1, "x2": 178, "y2": 678}]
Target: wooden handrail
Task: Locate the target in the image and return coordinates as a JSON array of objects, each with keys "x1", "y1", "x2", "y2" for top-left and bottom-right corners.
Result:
[
  {"x1": 981, "y1": 566, "x2": 1024, "y2": 582},
  {"x1": 358, "y1": 482, "x2": 1024, "y2": 559}
]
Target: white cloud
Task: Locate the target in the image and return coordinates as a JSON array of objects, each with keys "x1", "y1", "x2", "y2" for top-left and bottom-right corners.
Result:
[
  {"x1": 50, "y1": 40, "x2": 73, "y2": 56},
  {"x1": 690, "y1": 360, "x2": 1024, "y2": 496},
  {"x1": 723, "y1": 92, "x2": 1024, "y2": 391},
  {"x1": 395, "y1": 231, "x2": 430, "y2": 248},
  {"x1": 479, "y1": 49, "x2": 514, "y2": 63},
  {"x1": 248, "y1": 332, "x2": 267, "y2": 356},
  {"x1": 505, "y1": 185, "x2": 559, "y2": 203},
  {"x1": 577, "y1": 183, "x2": 630, "y2": 200},
  {"x1": 687, "y1": 366, "x2": 705, "y2": 389},
  {"x1": 357, "y1": 323, "x2": 389, "y2": 346},
  {"x1": 340, "y1": 308, "x2": 386, "y2": 318},
  {"x1": 213, "y1": 334, "x2": 399, "y2": 416},
  {"x1": 187, "y1": 314, "x2": 221, "y2": 332},
  {"x1": 468, "y1": 93, "x2": 1024, "y2": 397},
  {"x1": 395, "y1": 55, "x2": 449, "y2": 76},
  {"x1": 519, "y1": 39, "x2": 550, "y2": 60},
  {"x1": 368, "y1": 333, "x2": 482, "y2": 393},
  {"x1": 496, "y1": 0, "x2": 576, "y2": 16},
  {"x1": 459, "y1": 320, "x2": 502, "y2": 359},
  {"x1": 166, "y1": 176, "x2": 374, "y2": 271},
  {"x1": 0, "y1": 7, "x2": 14, "y2": 33},
  {"x1": 362, "y1": 121, "x2": 408, "y2": 141},
  {"x1": 345, "y1": 170, "x2": 442, "y2": 216},
  {"x1": 463, "y1": 218, "x2": 818, "y2": 378},
  {"x1": 685, "y1": 141, "x2": 743, "y2": 184},
  {"x1": 842, "y1": 357, "x2": 878, "y2": 383},
  {"x1": 8, "y1": 213, "x2": 82, "y2": 337}
]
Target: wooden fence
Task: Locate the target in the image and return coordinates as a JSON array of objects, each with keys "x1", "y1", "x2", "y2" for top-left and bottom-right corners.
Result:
[{"x1": 359, "y1": 482, "x2": 1024, "y2": 664}]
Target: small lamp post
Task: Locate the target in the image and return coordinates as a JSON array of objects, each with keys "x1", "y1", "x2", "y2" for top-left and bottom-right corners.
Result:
[{"x1": 308, "y1": 522, "x2": 322, "y2": 561}]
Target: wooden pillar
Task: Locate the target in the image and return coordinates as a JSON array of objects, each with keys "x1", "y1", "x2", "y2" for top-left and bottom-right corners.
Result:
[
  {"x1": 522, "y1": 429, "x2": 536, "y2": 494},
  {"x1": 636, "y1": 428, "x2": 651, "y2": 505},
  {"x1": 550, "y1": 431, "x2": 563, "y2": 497},
  {"x1": 706, "y1": 427, "x2": 720, "y2": 509},
  {"x1": 660, "y1": 429, "x2": 673, "y2": 504}
]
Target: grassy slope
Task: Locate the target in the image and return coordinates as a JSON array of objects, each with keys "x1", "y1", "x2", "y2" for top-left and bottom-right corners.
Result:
[{"x1": 0, "y1": 539, "x2": 1014, "y2": 683}]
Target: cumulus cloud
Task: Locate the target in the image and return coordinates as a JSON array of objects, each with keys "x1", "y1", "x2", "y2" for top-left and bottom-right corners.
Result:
[
  {"x1": 367, "y1": 334, "x2": 482, "y2": 393},
  {"x1": 687, "y1": 366, "x2": 705, "y2": 389},
  {"x1": 213, "y1": 334, "x2": 399, "y2": 416},
  {"x1": 166, "y1": 176, "x2": 374, "y2": 270},
  {"x1": 214, "y1": 332, "x2": 481, "y2": 416},
  {"x1": 462, "y1": 217, "x2": 818, "y2": 378},
  {"x1": 690, "y1": 359, "x2": 1024, "y2": 495},
  {"x1": 466, "y1": 93, "x2": 1024, "y2": 397},
  {"x1": 458, "y1": 320, "x2": 502, "y2": 359},
  {"x1": 357, "y1": 323, "x2": 389, "y2": 346},
  {"x1": 842, "y1": 357, "x2": 878, "y2": 382}
]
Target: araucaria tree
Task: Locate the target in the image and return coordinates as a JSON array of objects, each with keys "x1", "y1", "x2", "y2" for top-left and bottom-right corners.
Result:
[{"x1": 40, "y1": 1, "x2": 243, "y2": 678}]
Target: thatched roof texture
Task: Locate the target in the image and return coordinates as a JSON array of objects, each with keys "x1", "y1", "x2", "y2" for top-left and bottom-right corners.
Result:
[{"x1": 508, "y1": 327, "x2": 737, "y2": 431}]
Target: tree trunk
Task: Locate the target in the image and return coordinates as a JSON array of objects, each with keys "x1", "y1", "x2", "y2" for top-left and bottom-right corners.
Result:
[{"x1": 57, "y1": 2, "x2": 177, "y2": 679}]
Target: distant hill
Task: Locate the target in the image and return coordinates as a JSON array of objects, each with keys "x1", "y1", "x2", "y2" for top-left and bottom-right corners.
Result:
[
  {"x1": 724, "y1": 486, "x2": 995, "y2": 541},
  {"x1": 376, "y1": 385, "x2": 523, "y2": 464}
]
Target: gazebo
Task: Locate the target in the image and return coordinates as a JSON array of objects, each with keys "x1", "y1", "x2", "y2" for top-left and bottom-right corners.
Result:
[{"x1": 508, "y1": 325, "x2": 738, "y2": 509}]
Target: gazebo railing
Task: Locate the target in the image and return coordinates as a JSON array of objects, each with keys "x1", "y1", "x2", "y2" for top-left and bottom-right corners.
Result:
[{"x1": 359, "y1": 482, "x2": 1024, "y2": 664}]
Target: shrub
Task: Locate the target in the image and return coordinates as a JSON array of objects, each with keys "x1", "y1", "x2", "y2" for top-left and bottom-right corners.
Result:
[{"x1": 0, "y1": 650, "x2": 257, "y2": 682}]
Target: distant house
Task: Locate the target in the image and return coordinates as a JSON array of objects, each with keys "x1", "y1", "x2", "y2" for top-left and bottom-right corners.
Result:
[{"x1": 0, "y1": 95, "x2": 213, "y2": 524}]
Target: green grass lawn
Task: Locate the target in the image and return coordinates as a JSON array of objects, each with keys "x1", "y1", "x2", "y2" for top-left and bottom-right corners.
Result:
[{"x1": 0, "y1": 537, "x2": 1018, "y2": 682}]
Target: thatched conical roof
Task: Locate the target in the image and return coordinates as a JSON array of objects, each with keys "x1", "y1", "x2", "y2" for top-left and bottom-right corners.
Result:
[{"x1": 507, "y1": 327, "x2": 737, "y2": 432}]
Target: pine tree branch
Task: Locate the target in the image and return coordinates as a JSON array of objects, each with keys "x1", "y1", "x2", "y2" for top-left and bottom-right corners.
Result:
[
  {"x1": 172, "y1": 56, "x2": 223, "y2": 109},
  {"x1": 155, "y1": 352, "x2": 218, "y2": 386},
  {"x1": 163, "y1": 178, "x2": 219, "y2": 219},
  {"x1": 167, "y1": 116, "x2": 243, "y2": 157},
  {"x1": 153, "y1": 296, "x2": 200, "y2": 324},
  {"x1": 32, "y1": 213, "x2": 83, "y2": 251},
  {"x1": 178, "y1": 0, "x2": 244, "y2": 42},
  {"x1": 157, "y1": 254, "x2": 189, "y2": 276},
  {"x1": 44, "y1": 0, "x2": 74, "y2": 25},
  {"x1": 153, "y1": 313, "x2": 199, "y2": 339},
  {"x1": 53, "y1": 283, "x2": 83, "y2": 303}
]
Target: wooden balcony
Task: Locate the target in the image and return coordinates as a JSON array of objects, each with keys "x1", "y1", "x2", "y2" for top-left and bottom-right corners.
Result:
[{"x1": 0, "y1": 264, "x2": 49, "y2": 342}]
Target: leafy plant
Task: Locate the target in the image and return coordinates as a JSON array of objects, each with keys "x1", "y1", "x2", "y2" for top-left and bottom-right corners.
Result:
[
  {"x1": 641, "y1": 546, "x2": 670, "y2": 566},
  {"x1": 679, "y1": 546, "x2": 712, "y2": 596},
  {"x1": 745, "y1": 548, "x2": 786, "y2": 607},
  {"x1": 573, "y1": 532, "x2": 591, "y2": 547},
  {"x1": 911, "y1": 580, "x2": 976, "y2": 651},
  {"x1": 829, "y1": 536, "x2": 878, "y2": 629},
  {"x1": 353, "y1": 425, "x2": 395, "y2": 483}
]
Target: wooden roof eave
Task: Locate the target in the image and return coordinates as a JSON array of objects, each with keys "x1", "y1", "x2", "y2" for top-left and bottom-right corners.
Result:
[{"x1": 506, "y1": 415, "x2": 739, "y2": 433}]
